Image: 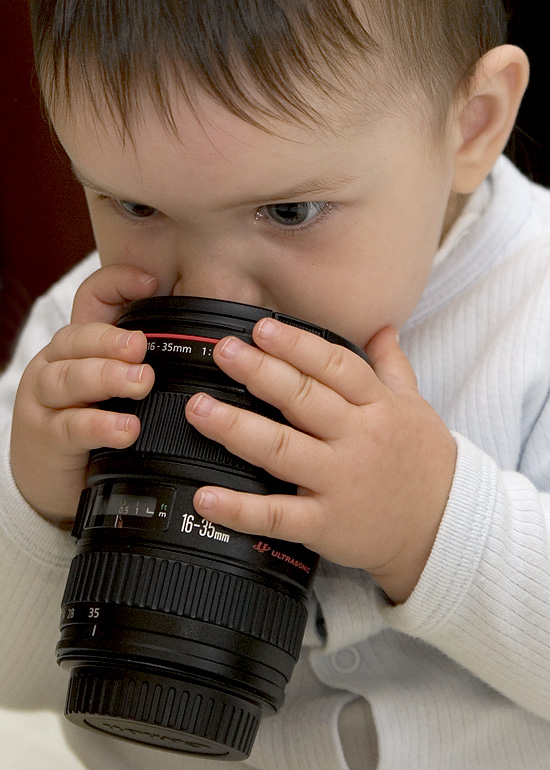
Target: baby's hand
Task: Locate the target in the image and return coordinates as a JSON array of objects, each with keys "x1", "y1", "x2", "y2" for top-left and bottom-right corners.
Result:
[
  {"x1": 186, "y1": 320, "x2": 457, "y2": 603},
  {"x1": 10, "y1": 265, "x2": 158, "y2": 523}
]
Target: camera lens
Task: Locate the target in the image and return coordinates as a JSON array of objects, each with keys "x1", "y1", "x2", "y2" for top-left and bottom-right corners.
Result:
[{"x1": 56, "y1": 296, "x2": 368, "y2": 760}]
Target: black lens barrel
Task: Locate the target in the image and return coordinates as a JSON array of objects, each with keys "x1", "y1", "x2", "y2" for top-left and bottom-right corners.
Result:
[{"x1": 57, "y1": 297, "x2": 368, "y2": 760}]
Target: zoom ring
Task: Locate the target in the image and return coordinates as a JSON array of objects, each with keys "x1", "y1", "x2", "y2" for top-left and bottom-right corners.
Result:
[{"x1": 63, "y1": 551, "x2": 307, "y2": 659}]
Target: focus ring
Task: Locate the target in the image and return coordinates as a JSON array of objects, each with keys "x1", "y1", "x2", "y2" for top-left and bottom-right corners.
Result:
[
  {"x1": 116, "y1": 391, "x2": 270, "y2": 478},
  {"x1": 134, "y1": 392, "x2": 247, "y2": 467},
  {"x1": 63, "y1": 551, "x2": 307, "y2": 658}
]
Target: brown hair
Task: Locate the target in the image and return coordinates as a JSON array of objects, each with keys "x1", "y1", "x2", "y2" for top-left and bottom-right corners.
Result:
[{"x1": 29, "y1": 0, "x2": 507, "y2": 135}]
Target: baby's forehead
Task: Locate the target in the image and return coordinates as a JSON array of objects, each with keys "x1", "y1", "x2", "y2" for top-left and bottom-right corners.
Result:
[
  {"x1": 51, "y1": 51, "x2": 391, "y2": 152},
  {"x1": 60, "y1": 84, "x2": 372, "y2": 181},
  {"x1": 49, "y1": 59, "x2": 387, "y2": 149}
]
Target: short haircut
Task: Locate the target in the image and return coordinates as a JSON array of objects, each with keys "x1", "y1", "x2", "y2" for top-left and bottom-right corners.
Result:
[{"x1": 29, "y1": 0, "x2": 508, "y2": 136}]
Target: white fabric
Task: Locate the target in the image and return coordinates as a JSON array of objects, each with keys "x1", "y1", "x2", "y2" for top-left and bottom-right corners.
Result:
[
  {"x1": 2, "y1": 156, "x2": 550, "y2": 768},
  {"x1": 432, "y1": 175, "x2": 492, "y2": 267}
]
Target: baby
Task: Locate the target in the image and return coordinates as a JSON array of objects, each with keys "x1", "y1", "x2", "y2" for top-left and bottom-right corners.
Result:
[{"x1": 2, "y1": 2, "x2": 549, "y2": 768}]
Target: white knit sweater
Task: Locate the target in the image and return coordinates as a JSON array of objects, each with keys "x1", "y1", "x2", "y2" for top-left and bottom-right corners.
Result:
[{"x1": 2, "y1": 156, "x2": 550, "y2": 769}]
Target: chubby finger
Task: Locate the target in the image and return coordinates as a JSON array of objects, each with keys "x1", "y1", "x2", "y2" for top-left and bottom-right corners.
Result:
[
  {"x1": 35, "y1": 357, "x2": 154, "y2": 409},
  {"x1": 45, "y1": 323, "x2": 148, "y2": 365},
  {"x1": 186, "y1": 392, "x2": 329, "y2": 490},
  {"x1": 71, "y1": 264, "x2": 158, "y2": 325},
  {"x1": 365, "y1": 327, "x2": 418, "y2": 394},
  {"x1": 214, "y1": 335, "x2": 352, "y2": 439},
  {"x1": 47, "y1": 406, "x2": 141, "y2": 453},
  {"x1": 250, "y1": 318, "x2": 378, "y2": 405},
  {"x1": 194, "y1": 486, "x2": 323, "y2": 547}
]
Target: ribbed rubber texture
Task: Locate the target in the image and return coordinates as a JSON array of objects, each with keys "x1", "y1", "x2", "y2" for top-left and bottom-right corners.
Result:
[
  {"x1": 63, "y1": 551, "x2": 307, "y2": 658},
  {"x1": 273, "y1": 313, "x2": 324, "y2": 336},
  {"x1": 135, "y1": 392, "x2": 244, "y2": 464},
  {"x1": 119, "y1": 391, "x2": 269, "y2": 478},
  {"x1": 66, "y1": 665, "x2": 260, "y2": 759}
]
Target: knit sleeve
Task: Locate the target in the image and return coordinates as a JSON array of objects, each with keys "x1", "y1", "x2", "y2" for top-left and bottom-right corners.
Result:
[
  {"x1": 0, "y1": 417, "x2": 74, "y2": 709},
  {"x1": 380, "y1": 431, "x2": 550, "y2": 721}
]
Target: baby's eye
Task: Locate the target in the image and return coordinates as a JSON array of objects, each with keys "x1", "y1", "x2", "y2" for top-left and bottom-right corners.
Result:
[
  {"x1": 117, "y1": 200, "x2": 158, "y2": 218},
  {"x1": 258, "y1": 201, "x2": 329, "y2": 227}
]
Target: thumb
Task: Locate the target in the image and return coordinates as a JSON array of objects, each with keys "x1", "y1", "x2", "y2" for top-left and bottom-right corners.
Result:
[{"x1": 365, "y1": 327, "x2": 418, "y2": 395}]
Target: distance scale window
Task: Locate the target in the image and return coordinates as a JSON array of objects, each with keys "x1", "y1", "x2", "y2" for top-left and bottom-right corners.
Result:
[{"x1": 88, "y1": 483, "x2": 175, "y2": 532}]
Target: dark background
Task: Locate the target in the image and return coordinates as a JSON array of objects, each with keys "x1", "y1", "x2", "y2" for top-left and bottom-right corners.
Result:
[
  {"x1": 0, "y1": 1, "x2": 548, "y2": 369},
  {"x1": 503, "y1": 1, "x2": 550, "y2": 189},
  {"x1": 0, "y1": 3, "x2": 95, "y2": 368}
]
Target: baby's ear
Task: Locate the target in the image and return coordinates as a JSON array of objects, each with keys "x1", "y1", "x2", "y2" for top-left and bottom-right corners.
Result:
[{"x1": 451, "y1": 45, "x2": 529, "y2": 194}]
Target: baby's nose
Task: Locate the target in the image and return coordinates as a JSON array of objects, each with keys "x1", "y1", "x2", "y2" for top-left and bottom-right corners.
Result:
[{"x1": 171, "y1": 269, "x2": 265, "y2": 308}]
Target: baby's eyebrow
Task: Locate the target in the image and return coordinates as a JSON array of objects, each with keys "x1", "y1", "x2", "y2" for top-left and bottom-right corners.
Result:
[
  {"x1": 233, "y1": 173, "x2": 359, "y2": 205},
  {"x1": 71, "y1": 163, "x2": 359, "y2": 205},
  {"x1": 71, "y1": 165, "x2": 126, "y2": 199}
]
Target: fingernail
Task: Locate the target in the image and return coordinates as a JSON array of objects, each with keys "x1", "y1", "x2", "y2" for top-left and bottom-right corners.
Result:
[
  {"x1": 256, "y1": 317, "x2": 278, "y2": 340},
  {"x1": 197, "y1": 490, "x2": 218, "y2": 510},
  {"x1": 218, "y1": 336, "x2": 245, "y2": 359},
  {"x1": 126, "y1": 364, "x2": 145, "y2": 382},
  {"x1": 139, "y1": 273, "x2": 157, "y2": 286},
  {"x1": 115, "y1": 414, "x2": 132, "y2": 432},
  {"x1": 191, "y1": 393, "x2": 216, "y2": 417},
  {"x1": 119, "y1": 330, "x2": 137, "y2": 349}
]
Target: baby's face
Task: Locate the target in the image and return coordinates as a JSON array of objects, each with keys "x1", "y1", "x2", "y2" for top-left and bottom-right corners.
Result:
[{"x1": 53, "y1": 88, "x2": 461, "y2": 347}]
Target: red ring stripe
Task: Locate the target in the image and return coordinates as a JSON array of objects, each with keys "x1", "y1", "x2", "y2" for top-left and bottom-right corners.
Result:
[{"x1": 145, "y1": 333, "x2": 221, "y2": 344}]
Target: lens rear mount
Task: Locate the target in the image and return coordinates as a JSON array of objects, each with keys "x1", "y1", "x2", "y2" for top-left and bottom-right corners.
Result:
[{"x1": 66, "y1": 664, "x2": 261, "y2": 760}]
